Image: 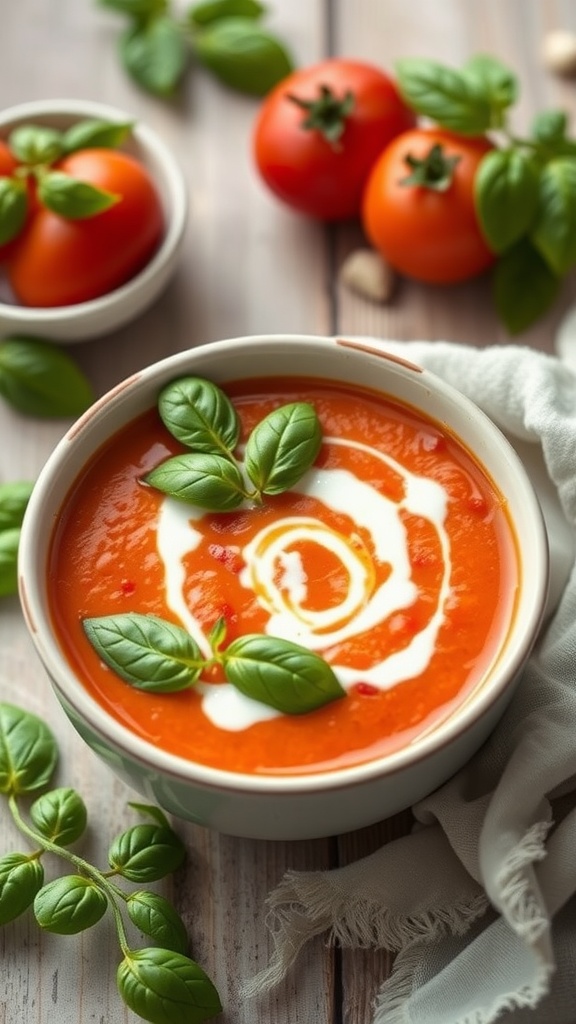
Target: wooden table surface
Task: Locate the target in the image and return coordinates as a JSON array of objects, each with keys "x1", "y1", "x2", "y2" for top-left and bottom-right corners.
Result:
[{"x1": 1, "y1": 1, "x2": 575, "y2": 1022}]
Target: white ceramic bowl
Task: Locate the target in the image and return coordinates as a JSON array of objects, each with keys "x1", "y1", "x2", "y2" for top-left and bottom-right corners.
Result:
[
  {"x1": 0, "y1": 99, "x2": 188, "y2": 343},
  {"x1": 18, "y1": 335, "x2": 549, "y2": 839}
]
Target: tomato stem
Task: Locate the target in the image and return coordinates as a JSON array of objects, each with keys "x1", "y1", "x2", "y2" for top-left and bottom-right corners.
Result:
[
  {"x1": 287, "y1": 83, "x2": 355, "y2": 147},
  {"x1": 399, "y1": 142, "x2": 462, "y2": 191}
]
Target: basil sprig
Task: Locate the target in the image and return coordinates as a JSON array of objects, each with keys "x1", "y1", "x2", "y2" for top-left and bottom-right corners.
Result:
[
  {"x1": 97, "y1": 0, "x2": 293, "y2": 97},
  {"x1": 0, "y1": 703, "x2": 221, "y2": 1023},
  {"x1": 146, "y1": 375, "x2": 322, "y2": 511},
  {"x1": 83, "y1": 612, "x2": 345, "y2": 714},
  {"x1": 0, "y1": 118, "x2": 133, "y2": 241},
  {"x1": 395, "y1": 53, "x2": 576, "y2": 333}
]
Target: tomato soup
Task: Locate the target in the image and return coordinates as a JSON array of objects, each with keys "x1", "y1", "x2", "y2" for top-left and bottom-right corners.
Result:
[{"x1": 48, "y1": 376, "x2": 519, "y2": 775}]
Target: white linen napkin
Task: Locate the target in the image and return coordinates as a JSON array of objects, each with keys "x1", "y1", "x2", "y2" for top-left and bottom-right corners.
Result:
[{"x1": 243, "y1": 341, "x2": 576, "y2": 1024}]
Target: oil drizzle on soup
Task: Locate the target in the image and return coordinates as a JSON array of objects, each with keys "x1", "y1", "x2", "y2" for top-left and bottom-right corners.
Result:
[{"x1": 48, "y1": 377, "x2": 519, "y2": 775}]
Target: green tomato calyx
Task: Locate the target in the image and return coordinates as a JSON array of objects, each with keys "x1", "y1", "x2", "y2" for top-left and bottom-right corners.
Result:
[
  {"x1": 288, "y1": 83, "x2": 355, "y2": 147},
  {"x1": 400, "y1": 142, "x2": 462, "y2": 191}
]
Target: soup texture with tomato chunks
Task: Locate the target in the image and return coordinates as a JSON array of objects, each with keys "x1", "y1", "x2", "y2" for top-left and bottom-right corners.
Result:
[{"x1": 48, "y1": 376, "x2": 519, "y2": 776}]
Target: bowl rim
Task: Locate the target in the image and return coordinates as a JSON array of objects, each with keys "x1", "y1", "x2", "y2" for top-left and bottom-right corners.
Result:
[
  {"x1": 0, "y1": 97, "x2": 188, "y2": 325},
  {"x1": 18, "y1": 333, "x2": 550, "y2": 795}
]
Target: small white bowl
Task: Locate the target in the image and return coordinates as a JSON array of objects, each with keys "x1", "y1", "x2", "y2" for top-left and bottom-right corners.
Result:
[
  {"x1": 18, "y1": 335, "x2": 549, "y2": 839},
  {"x1": 0, "y1": 99, "x2": 188, "y2": 343}
]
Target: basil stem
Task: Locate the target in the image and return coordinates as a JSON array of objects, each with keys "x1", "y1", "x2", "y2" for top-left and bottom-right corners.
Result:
[{"x1": 0, "y1": 703, "x2": 221, "y2": 1024}]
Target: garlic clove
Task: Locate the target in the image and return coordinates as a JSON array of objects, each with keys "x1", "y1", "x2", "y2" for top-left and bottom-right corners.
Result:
[
  {"x1": 542, "y1": 29, "x2": 576, "y2": 76},
  {"x1": 339, "y1": 248, "x2": 397, "y2": 303}
]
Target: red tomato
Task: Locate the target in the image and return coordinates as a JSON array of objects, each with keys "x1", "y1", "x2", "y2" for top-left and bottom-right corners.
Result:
[
  {"x1": 0, "y1": 140, "x2": 16, "y2": 177},
  {"x1": 253, "y1": 59, "x2": 416, "y2": 221},
  {"x1": 8, "y1": 148, "x2": 164, "y2": 307},
  {"x1": 362, "y1": 128, "x2": 495, "y2": 284}
]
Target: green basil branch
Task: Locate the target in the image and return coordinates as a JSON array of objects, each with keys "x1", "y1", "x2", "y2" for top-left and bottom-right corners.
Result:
[
  {"x1": 146, "y1": 375, "x2": 323, "y2": 510},
  {"x1": 97, "y1": 0, "x2": 294, "y2": 97},
  {"x1": 395, "y1": 54, "x2": 576, "y2": 333},
  {"x1": 0, "y1": 703, "x2": 222, "y2": 1024},
  {"x1": 83, "y1": 612, "x2": 346, "y2": 714}
]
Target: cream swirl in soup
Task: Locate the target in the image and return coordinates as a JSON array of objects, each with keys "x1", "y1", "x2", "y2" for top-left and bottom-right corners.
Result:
[{"x1": 155, "y1": 437, "x2": 452, "y2": 731}]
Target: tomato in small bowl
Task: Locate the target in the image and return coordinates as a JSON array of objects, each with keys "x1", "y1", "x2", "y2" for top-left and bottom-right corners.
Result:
[{"x1": 0, "y1": 100, "x2": 188, "y2": 343}]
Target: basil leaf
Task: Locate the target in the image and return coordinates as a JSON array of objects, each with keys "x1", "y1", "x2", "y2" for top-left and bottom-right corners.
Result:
[
  {"x1": 0, "y1": 337, "x2": 94, "y2": 417},
  {"x1": 475, "y1": 148, "x2": 540, "y2": 252},
  {"x1": 128, "y1": 801, "x2": 172, "y2": 829},
  {"x1": 223, "y1": 634, "x2": 345, "y2": 714},
  {"x1": 98, "y1": 0, "x2": 167, "y2": 16},
  {"x1": 0, "y1": 527, "x2": 20, "y2": 597},
  {"x1": 193, "y1": 17, "x2": 294, "y2": 95},
  {"x1": 0, "y1": 703, "x2": 58, "y2": 794},
  {"x1": 0, "y1": 853, "x2": 44, "y2": 924},
  {"x1": 145, "y1": 452, "x2": 246, "y2": 511},
  {"x1": 62, "y1": 118, "x2": 134, "y2": 154},
  {"x1": 121, "y1": 16, "x2": 189, "y2": 96},
  {"x1": 158, "y1": 376, "x2": 240, "y2": 454},
  {"x1": 30, "y1": 787, "x2": 88, "y2": 847},
  {"x1": 531, "y1": 109, "x2": 569, "y2": 145},
  {"x1": 395, "y1": 58, "x2": 492, "y2": 134},
  {"x1": 0, "y1": 178, "x2": 27, "y2": 246},
  {"x1": 244, "y1": 401, "x2": 321, "y2": 494},
  {"x1": 188, "y1": 0, "x2": 265, "y2": 26},
  {"x1": 208, "y1": 614, "x2": 227, "y2": 651},
  {"x1": 493, "y1": 238, "x2": 561, "y2": 334},
  {"x1": 8, "y1": 125, "x2": 63, "y2": 165},
  {"x1": 117, "y1": 947, "x2": 222, "y2": 1024},
  {"x1": 461, "y1": 54, "x2": 517, "y2": 124},
  {"x1": 108, "y1": 824, "x2": 186, "y2": 882},
  {"x1": 530, "y1": 111, "x2": 576, "y2": 158},
  {"x1": 83, "y1": 612, "x2": 205, "y2": 692},
  {"x1": 34, "y1": 875, "x2": 108, "y2": 934},
  {"x1": 0, "y1": 480, "x2": 34, "y2": 532},
  {"x1": 531, "y1": 158, "x2": 576, "y2": 275},
  {"x1": 38, "y1": 171, "x2": 119, "y2": 219},
  {"x1": 127, "y1": 891, "x2": 189, "y2": 953}
]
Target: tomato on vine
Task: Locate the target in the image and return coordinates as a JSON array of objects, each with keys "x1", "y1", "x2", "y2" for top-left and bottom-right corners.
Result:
[
  {"x1": 253, "y1": 58, "x2": 416, "y2": 221},
  {"x1": 361, "y1": 127, "x2": 496, "y2": 284}
]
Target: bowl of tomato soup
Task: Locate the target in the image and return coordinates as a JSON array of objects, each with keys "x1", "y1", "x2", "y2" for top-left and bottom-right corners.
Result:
[{"x1": 18, "y1": 335, "x2": 549, "y2": 839}]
